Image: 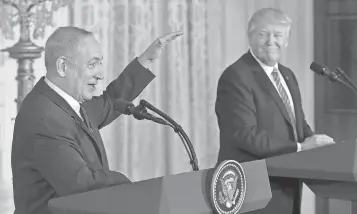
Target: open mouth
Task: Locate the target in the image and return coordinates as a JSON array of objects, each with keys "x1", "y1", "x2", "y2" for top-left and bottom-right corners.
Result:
[{"x1": 88, "y1": 84, "x2": 96, "y2": 90}]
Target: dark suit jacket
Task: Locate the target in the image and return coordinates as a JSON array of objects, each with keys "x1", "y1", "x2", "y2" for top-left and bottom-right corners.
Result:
[
  {"x1": 11, "y1": 58, "x2": 155, "y2": 214},
  {"x1": 215, "y1": 51, "x2": 314, "y2": 214}
]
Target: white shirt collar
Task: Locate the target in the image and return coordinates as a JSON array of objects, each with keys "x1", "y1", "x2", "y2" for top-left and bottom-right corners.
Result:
[
  {"x1": 44, "y1": 77, "x2": 81, "y2": 116},
  {"x1": 249, "y1": 48, "x2": 278, "y2": 75}
]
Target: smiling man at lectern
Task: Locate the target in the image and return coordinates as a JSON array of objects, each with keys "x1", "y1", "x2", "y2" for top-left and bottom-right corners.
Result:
[
  {"x1": 215, "y1": 8, "x2": 335, "y2": 214},
  {"x1": 11, "y1": 26, "x2": 182, "y2": 214}
]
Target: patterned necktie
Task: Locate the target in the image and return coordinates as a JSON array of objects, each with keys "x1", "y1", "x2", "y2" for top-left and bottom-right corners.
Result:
[
  {"x1": 271, "y1": 68, "x2": 297, "y2": 141},
  {"x1": 80, "y1": 104, "x2": 93, "y2": 132}
]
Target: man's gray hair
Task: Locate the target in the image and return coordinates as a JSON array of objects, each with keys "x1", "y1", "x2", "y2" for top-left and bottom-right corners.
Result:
[
  {"x1": 247, "y1": 8, "x2": 292, "y2": 38},
  {"x1": 44, "y1": 26, "x2": 93, "y2": 70}
]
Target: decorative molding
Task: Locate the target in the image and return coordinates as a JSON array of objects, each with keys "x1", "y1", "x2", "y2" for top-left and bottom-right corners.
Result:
[
  {"x1": 326, "y1": 15, "x2": 357, "y2": 113},
  {"x1": 328, "y1": 1, "x2": 357, "y2": 15}
]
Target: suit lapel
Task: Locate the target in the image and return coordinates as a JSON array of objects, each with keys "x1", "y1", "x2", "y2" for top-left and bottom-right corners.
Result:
[
  {"x1": 80, "y1": 102, "x2": 108, "y2": 168},
  {"x1": 36, "y1": 77, "x2": 104, "y2": 166},
  {"x1": 72, "y1": 113, "x2": 104, "y2": 165},
  {"x1": 244, "y1": 52, "x2": 294, "y2": 128}
]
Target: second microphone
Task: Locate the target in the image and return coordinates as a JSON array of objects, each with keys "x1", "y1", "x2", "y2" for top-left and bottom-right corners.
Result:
[{"x1": 113, "y1": 99, "x2": 168, "y2": 125}]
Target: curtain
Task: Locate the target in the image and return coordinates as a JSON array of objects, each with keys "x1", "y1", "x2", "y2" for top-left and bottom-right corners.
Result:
[{"x1": 71, "y1": 0, "x2": 223, "y2": 181}]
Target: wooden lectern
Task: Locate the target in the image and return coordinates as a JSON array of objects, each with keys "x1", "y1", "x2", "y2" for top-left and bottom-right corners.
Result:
[
  {"x1": 48, "y1": 141, "x2": 357, "y2": 214},
  {"x1": 48, "y1": 160, "x2": 272, "y2": 214},
  {"x1": 265, "y1": 141, "x2": 357, "y2": 214}
]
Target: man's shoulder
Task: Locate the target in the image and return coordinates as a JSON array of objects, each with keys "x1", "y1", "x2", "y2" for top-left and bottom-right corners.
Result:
[
  {"x1": 16, "y1": 91, "x2": 73, "y2": 135},
  {"x1": 17, "y1": 91, "x2": 48, "y2": 120},
  {"x1": 219, "y1": 52, "x2": 256, "y2": 83}
]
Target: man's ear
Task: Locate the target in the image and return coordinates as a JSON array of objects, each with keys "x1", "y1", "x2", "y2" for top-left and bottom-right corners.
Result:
[
  {"x1": 285, "y1": 29, "x2": 291, "y2": 48},
  {"x1": 283, "y1": 35, "x2": 289, "y2": 48},
  {"x1": 56, "y1": 57, "x2": 67, "y2": 77},
  {"x1": 247, "y1": 33, "x2": 253, "y2": 47}
]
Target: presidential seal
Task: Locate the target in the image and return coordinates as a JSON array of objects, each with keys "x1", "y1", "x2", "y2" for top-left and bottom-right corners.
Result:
[{"x1": 210, "y1": 160, "x2": 246, "y2": 214}]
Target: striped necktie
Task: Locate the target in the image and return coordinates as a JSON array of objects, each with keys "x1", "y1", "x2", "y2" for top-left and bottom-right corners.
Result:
[
  {"x1": 80, "y1": 104, "x2": 93, "y2": 132},
  {"x1": 271, "y1": 68, "x2": 297, "y2": 141}
]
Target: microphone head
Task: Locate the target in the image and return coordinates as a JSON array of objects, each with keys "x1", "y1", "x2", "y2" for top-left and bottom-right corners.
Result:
[
  {"x1": 113, "y1": 99, "x2": 134, "y2": 115},
  {"x1": 310, "y1": 61, "x2": 327, "y2": 76},
  {"x1": 139, "y1": 99, "x2": 149, "y2": 106}
]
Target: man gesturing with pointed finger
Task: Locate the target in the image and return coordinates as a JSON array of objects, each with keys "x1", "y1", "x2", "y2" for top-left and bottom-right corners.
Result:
[{"x1": 11, "y1": 26, "x2": 183, "y2": 214}]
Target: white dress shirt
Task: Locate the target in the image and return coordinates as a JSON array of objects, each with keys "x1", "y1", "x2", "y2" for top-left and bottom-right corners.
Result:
[
  {"x1": 250, "y1": 49, "x2": 301, "y2": 152},
  {"x1": 44, "y1": 77, "x2": 83, "y2": 120}
]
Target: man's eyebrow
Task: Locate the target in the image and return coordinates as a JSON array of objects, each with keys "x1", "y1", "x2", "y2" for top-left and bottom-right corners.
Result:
[{"x1": 88, "y1": 56, "x2": 103, "y2": 62}]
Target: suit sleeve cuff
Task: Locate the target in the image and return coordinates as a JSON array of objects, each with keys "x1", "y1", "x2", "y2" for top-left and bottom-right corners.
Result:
[
  {"x1": 133, "y1": 57, "x2": 156, "y2": 78},
  {"x1": 297, "y1": 142, "x2": 302, "y2": 152}
]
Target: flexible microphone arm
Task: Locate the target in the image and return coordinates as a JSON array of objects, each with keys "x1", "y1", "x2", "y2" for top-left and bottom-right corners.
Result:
[
  {"x1": 114, "y1": 99, "x2": 195, "y2": 168},
  {"x1": 140, "y1": 99, "x2": 199, "y2": 171},
  {"x1": 327, "y1": 71, "x2": 357, "y2": 93},
  {"x1": 165, "y1": 122, "x2": 195, "y2": 168},
  {"x1": 335, "y1": 68, "x2": 357, "y2": 93}
]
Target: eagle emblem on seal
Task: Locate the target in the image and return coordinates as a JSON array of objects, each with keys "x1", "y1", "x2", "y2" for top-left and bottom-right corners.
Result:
[
  {"x1": 210, "y1": 160, "x2": 246, "y2": 214},
  {"x1": 219, "y1": 171, "x2": 240, "y2": 208}
]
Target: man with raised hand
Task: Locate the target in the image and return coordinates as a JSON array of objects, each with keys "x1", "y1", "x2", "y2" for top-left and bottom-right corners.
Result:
[{"x1": 11, "y1": 26, "x2": 182, "y2": 214}]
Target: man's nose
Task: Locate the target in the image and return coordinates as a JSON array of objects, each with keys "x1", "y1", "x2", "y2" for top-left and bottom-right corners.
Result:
[
  {"x1": 94, "y1": 70, "x2": 104, "y2": 80},
  {"x1": 266, "y1": 34, "x2": 275, "y2": 46}
]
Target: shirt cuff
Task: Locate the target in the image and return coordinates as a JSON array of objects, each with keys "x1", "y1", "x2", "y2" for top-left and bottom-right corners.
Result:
[{"x1": 297, "y1": 142, "x2": 302, "y2": 152}]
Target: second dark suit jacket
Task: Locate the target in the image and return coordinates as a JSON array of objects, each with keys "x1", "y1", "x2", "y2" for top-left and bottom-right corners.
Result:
[
  {"x1": 11, "y1": 58, "x2": 155, "y2": 214},
  {"x1": 215, "y1": 51, "x2": 314, "y2": 214}
]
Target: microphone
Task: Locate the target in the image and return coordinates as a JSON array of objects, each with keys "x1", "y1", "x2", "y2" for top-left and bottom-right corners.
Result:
[
  {"x1": 113, "y1": 99, "x2": 168, "y2": 125},
  {"x1": 309, "y1": 61, "x2": 354, "y2": 91},
  {"x1": 310, "y1": 61, "x2": 338, "y2": 79},
  {"x1": 140, "y1": 99, "x2": 199, "y2": 171},
  {"x1": 335, "y1": 68, "x2": 357, "y2": 93},
  {"x1": 310, "y1": 61, "x2": 328, "y2": 76}
]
